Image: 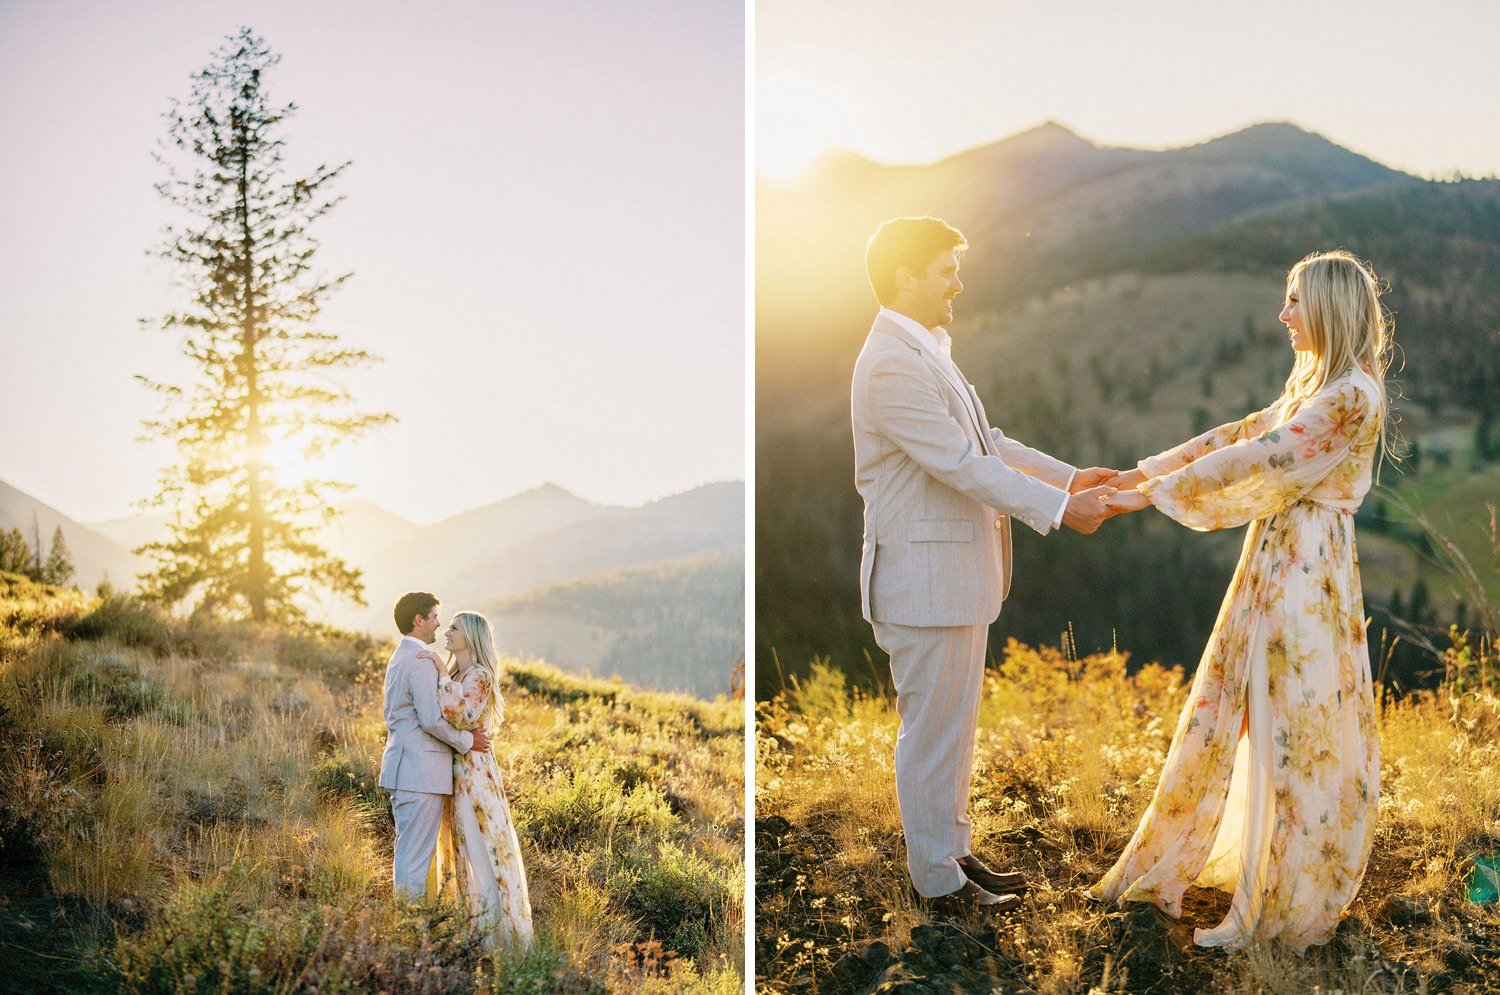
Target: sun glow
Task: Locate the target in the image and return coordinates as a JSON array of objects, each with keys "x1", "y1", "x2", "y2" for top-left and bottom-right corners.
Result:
[
  {"x1": 756, "y1": 74, "x2": 838, "y2": 180},
  {"x1": 254, "y1": 437, "x2": 319, "y2": 489},
  {"x1": 757, "y1": 134, "x2": 830, "y2": 181}
]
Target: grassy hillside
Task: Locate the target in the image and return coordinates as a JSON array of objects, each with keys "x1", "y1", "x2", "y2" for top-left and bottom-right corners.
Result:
[
  {"x1": 0, "y1": 572, "x2": 743, "y2": 993},
  {"x1": 756, "y1": 644, "x2": 1500, "y2": 993},
  {"x1": 482, "y1": 553, "x2": 744, "y2": 699}
]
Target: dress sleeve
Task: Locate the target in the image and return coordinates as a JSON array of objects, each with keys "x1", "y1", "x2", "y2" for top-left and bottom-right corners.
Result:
[
  {"x1": 1138, "y1": 402, "x2": 1282, "y2": 480},
  {"x1": 439, "y1": 669, "x2": 491, "y2": 730},
  {"x1": 1140, "y1": 381, "x2": 1372, "y2": 531}
]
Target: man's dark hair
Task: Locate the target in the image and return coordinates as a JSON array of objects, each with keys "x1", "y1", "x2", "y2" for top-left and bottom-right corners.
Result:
[
  {"x1": 864, "y1": 216, "x2": 968, "y2": 306},
  {"x1": 394, "y1": 592, "x2": 439, "y2": 634}
]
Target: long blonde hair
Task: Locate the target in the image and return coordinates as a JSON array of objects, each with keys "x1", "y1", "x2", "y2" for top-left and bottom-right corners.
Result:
[
  {"x1": 447, "y1": 610, "x2": 505, "y2": 729},
  {"x1": 1276, "y1": 249, "x2": 1397, "y2": 463}
]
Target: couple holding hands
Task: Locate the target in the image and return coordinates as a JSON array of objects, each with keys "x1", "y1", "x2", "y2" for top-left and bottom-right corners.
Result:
[{"x1": 853, "y1": 216, "x2": 1388, "y2": 950}]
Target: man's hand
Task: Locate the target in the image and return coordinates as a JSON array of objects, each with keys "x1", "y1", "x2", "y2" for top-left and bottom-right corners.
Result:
[
  {"x1": 1062, "y1": 485, "x2": 1115, "y2": 534},
  {"x1": 1070, "y1": 467, "x2": 1117, "y2": 493},
  {"x1": 1106, "y1": 468, "x2": 1146, "y2": 491},
  {"x1": 470, "y1": 727, "x2": 492, "y2": 753}
]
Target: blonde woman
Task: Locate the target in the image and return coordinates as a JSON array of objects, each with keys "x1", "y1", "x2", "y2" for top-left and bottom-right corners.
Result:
[
  {"x1": 1093, "y1": 250, "x2": 1392, "y2": 950},
  {"x1": 417, "y1": 611, "x2": 534, "y2": 948}
]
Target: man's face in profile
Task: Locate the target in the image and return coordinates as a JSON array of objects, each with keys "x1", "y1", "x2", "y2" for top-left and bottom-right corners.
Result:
[{"x1": 902, "y1": 247, "x2": 963, "y2": 329}]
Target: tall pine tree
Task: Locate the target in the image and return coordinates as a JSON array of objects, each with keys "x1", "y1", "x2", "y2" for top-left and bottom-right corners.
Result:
[
  {"x1": 138, "y1": 28, "x2": 393, "y2": 620},
  {"x1": 0, "y1": 529, "x2": 34, "y2": 577},
  {"x1": 42, "y1": 526, "x2": 75, "y2": 588}
]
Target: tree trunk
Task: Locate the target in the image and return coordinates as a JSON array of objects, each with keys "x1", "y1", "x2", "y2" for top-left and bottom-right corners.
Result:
[{"x1": 236, "y1": 107, "x2": 268, "y2": 621}]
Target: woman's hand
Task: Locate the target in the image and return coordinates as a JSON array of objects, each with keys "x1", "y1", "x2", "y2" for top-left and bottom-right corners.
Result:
[
  {"x1": 1070, "y1": 467, "x2": 1117, "y2": 493},
  {"x1": 1106, "y1": 467, "x2": 1146, "y2": 491},
  {"x1": 416, "y1": 648, "x2": 444, "y2": 670},
  {"x1": 1105, "y1": 489, "x2": 1151, "y2": 515}
]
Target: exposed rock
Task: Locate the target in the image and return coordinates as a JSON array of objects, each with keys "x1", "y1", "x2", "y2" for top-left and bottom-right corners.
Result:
[{"x1": 1378, "y1": 894, "x2": 1432, "y2": 926}]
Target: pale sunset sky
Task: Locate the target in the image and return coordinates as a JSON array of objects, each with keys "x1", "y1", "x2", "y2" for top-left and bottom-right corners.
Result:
[
  {"x1": 0, "y1": 0, "x2": 744, "y2": 524},
  {"x1": 758, "y1": 0, "x2": 1500, "y2": 179}
]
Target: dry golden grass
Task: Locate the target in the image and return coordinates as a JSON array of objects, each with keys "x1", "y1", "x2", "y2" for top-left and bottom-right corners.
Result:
[
  {"x1": 0, "y1": 574, "x2": 743, "y2": 994},
  {"x1": 756, "y1": 641, "x2": 1500, "y2": 993}
]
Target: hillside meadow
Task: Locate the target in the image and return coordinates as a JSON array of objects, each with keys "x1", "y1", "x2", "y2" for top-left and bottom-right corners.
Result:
[
  {"x1": 756, "y1": 643, "x2": 1500, "y2": 993},
  {"x1": 0, "y1": 572, "x2": 743, "y2": 993}
]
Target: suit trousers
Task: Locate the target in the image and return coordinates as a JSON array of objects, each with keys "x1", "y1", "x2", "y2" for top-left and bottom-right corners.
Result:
[
  {"x1": 873, "y1": 619, "x2": 988, "y2": 898},
  {"x1": 391, "y1": 788, "x2": 446, "y2": 899}
]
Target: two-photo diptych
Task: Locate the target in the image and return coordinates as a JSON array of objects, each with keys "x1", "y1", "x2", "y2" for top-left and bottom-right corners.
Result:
[{"x1": 2, "y1": 1, "x2": 1498, "y2": 992}]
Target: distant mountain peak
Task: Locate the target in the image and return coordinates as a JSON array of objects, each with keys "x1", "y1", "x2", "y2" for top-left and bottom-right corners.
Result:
[
  {"x1": 1030, "y1": 119, "x2": 1085, "y2": 141},
  {"x1": 1004, "y1": 119, "x2": 1093, "y2": 150},
  {"x1": 1185, "y1": 119, "x2": 1404, "y2": 180},
  {"x1": 514, "y1": 482, "x2": 587, "y2": 505},
  {"x1": 935, "y1": 119, "x2": 1101, "y2": 172},
  {"x1": 1196, "y1": 120, "x2": 1342, "y2": 154}
]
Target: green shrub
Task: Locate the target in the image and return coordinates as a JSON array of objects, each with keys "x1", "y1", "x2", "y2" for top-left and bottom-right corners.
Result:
[
  {"x1": 170, "y1": 614, "x2": 248, "y2": 663},
  {"x1": 611, "y1": 840, "x2": 737, "y2": 960},
  {"x1": 0, "y1": 570, "x2": 90, "y2": 633},
  {"x1": 273, "y1": 626, "x2": 377, "y2": 683},
  {"x1": 518, "y1": 766, "x2": 677, "y2": 848},
  {"x1": 62, "y1": 597, "x2": 174, "y2": 655},
  {"x1": 489, "y1": 934, "x2": 606, "y2": 995},
  {"x1": 100, "y1": 878, "x2": 485, "y2": 994},
  {"x1": 508, "y1": 662, "x2": 621, "y2": 707}
]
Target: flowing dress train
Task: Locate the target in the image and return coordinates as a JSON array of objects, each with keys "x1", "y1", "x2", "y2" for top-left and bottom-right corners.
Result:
[
  {"x1": 432, "y1": 666, "x2": 534, "y2": 948},
  {"x1": 1091, "y1": 368, "x2": 1382, "y2": 950}
]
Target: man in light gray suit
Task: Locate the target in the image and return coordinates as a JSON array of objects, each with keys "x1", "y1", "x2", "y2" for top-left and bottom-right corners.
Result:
[
  {"x1": 378, "y1": 591, "x2": 490, "y2": 899},
  {"x1": 851, "y1": 217, "x2": 1116, "y2": 915}
]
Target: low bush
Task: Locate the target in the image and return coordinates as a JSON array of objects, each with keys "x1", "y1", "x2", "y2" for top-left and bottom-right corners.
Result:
[
  {"x1": 613, "y1": 839, "x2": 738, "y2": 960},
  {"x1": 519, "y1": 765, "x2": 678, "y2": 848},
  {"x1": 310, "y1": 749, "x2": 386, "y2": 819},
  {"x1": 100, "y1": 877, "x2": 482, "y2": 993},
  {"x1": 0, "y1": 570, "x2": 89, "y2": 633},
  {"x1": 66, "y1": 649, "x2": 185, "y2": 723},
  {"x1": 62, "y1": 596, "x2": 174, "y2": 655},
  {"x1": 489, "y1": 934, "x2": 607, "y2": 995},
  {"x1": 508, "y1": 661, "x2": 621, "y2": 707}
]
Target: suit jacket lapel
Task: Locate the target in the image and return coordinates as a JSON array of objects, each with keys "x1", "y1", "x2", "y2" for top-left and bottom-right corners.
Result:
[
  {"x1": 928, "y1": 355, "x2": 994, "y2": 456},
  {"x1": 963, "y1": 378, "x2": 998, "y2": 457},
  {"x1": 871, "y1": 316, "x2": 993, "y2": 455}
]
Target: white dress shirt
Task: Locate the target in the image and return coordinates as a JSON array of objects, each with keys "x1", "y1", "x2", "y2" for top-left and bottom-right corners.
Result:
[{"x1": 879, "y1": 307, "x2": 1072, "y2": 528}]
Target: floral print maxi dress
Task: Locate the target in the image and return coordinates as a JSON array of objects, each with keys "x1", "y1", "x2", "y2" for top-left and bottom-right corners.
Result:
[
  {"x1": 1091, "y1": 368, "x2": 1382, "y2": 950},
  {"x1": 432, "y1": 666, "x2": 534, "y2": 948}
]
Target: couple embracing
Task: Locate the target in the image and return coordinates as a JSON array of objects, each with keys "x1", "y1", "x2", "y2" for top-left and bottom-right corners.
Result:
[
  {"x1": 853, "y1": 216, "x2": 1388, "y2": 950},
  {"x1": 378, "y1": 591, "x2": 534, "y2": 949}
]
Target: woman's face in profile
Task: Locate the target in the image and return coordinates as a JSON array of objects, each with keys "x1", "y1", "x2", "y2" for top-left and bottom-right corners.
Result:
[
  {"x1": 443, "y1": 620, "x2": 468, "y2": 653},
  {"x1": 1279, "y1": 277, "x2": 1311, "y2": 352}
]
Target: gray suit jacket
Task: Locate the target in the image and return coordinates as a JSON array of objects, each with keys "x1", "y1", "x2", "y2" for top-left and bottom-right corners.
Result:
[
  {"x1": 852, "y1": 313, "x2": 1074, "y2": 627},
  {"x1": 377, "y1": 636, "x2": 474, "y2": 794}
]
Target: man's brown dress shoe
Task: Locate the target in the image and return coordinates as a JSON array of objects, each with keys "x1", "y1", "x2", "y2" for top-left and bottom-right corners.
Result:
[
  {"x1": 917, "y1": 880, "x2": 1022, "y2": 916},
  {"x1": 958, "y1": 854, "x2": 1029, "y2": 894}
]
